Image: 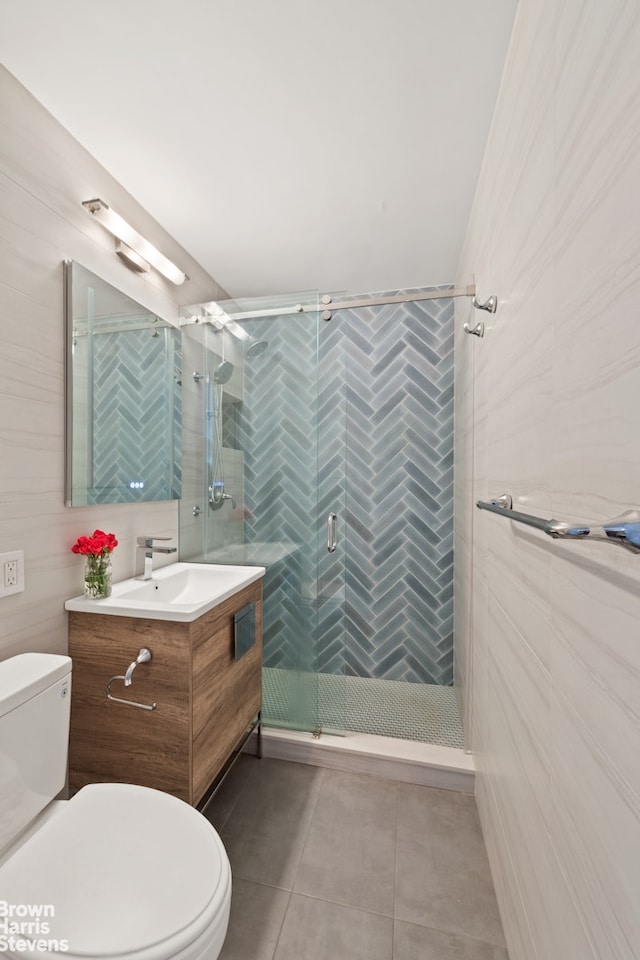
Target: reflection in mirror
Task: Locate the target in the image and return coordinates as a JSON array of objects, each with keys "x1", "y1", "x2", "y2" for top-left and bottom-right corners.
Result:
[{"x1": 64, "y1": 261, "x2": 182, "y2": 506}]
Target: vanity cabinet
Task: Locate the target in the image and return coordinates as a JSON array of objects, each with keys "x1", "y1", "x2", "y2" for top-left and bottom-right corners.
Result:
[{"x1": 68, "y1": 580, "x2": 262, "y2": 806}]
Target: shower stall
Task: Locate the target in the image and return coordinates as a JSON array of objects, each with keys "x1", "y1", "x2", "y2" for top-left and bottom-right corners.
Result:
[{"x1": 179, "y1": 286, "x2": 464, "y2": 752}]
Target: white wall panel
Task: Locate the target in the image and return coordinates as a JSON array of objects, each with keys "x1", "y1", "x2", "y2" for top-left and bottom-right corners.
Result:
[
  {"x1": 454, "y1": 1, "x2": 640, "y2": 957},
  {"x1": 0, "y1": 66, "x2": 225, "y2": 659}
]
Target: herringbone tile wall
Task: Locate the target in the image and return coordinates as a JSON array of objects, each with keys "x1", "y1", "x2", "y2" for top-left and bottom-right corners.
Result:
[
  {"x1": 323, "y1": 294, "x2": 454, "y2": 684},
  {"x1": 90, "y1": 327, "x2": 182, "y2": 503},
  {"x1": 238, "y1": 315, "x2": 319, "y2": 677},
  {"x1": 237, "y1": 289, "x2": 454, "y2": 686}
]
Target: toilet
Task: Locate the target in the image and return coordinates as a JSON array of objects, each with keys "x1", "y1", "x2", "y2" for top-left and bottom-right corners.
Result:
[{"x1": 0, "y1": 653, "x2": 232, "y2": 960}]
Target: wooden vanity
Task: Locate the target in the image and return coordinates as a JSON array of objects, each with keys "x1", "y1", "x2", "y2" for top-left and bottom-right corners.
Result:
[{"x1": 68, "y1": 579, "x2": 262, "y2": 807}]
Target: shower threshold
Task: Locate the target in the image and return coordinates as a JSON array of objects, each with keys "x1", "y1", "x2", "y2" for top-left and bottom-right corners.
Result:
[
  {"x1": 248, "y1": 726, "x2": 474, "y2": 793},
  {"x1": 259, "y1": 669, "x2": 474, "y2": 793}
]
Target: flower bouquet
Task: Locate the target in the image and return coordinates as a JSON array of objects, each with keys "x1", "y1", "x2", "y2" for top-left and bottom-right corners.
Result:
[{"x1": 71, "y1": 529, "x2": 118, "y2": 599}]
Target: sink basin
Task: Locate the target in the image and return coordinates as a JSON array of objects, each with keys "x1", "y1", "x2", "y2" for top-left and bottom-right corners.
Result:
[{"x1": 64, "y1": 562, "x2": 265, "y2": 622}]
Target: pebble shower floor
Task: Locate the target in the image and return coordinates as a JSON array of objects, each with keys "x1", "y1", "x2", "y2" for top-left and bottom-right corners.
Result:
[{"x1": 262, "y1": 668, "x2": 464, "y2": 749}]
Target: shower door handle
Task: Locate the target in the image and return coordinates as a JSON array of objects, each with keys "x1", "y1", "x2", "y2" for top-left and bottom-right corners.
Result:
[{"x1": 327, "y1": 513, "x2": 337, "y2": 553}]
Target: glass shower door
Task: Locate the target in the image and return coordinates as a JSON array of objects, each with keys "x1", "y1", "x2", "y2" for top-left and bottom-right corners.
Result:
[
  {"x1": 180, "y1": 291, "x2": 345, "y2": 736},
  {"x1": 240, "y1": 299, "x2": 321, "y2": 734}
]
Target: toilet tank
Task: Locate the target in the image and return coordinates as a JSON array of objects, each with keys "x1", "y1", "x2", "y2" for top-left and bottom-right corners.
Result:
[{"x1": 0, "y1": 653, "x2": 72, "y2": 854}]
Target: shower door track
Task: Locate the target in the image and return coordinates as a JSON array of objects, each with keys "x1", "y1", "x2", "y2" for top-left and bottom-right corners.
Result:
[
  {"x1": 317, "y1": 285, "x2": 476, "y2": 314},
  {"x1": 183, "y1": 285, "x2": 476, "y2": 323}
]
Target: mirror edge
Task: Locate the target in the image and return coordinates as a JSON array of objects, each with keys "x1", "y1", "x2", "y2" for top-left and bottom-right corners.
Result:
[{"x1": 63, "y1": 259, "x2": 74, "y2": 507}]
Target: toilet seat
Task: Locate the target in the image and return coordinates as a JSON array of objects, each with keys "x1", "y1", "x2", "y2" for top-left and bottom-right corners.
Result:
[{"x1": 0, "y1": 782, "x2": 231, "y2": 960}]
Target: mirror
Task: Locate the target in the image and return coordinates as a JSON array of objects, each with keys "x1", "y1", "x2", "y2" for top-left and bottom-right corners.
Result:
[{"x1": 64, "y1": 261, "x2": 182, "y2": 506}]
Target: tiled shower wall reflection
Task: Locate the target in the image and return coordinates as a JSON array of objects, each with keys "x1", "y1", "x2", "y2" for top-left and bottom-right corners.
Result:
[
  {"x1": 239, "y1": 290, "x2": 454, "y2": 685},
  {"x1": 90, "y1": 328, "x2": 181, "y2": 503}
]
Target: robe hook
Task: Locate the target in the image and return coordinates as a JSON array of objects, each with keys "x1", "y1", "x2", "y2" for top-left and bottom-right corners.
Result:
[{"x1": 472, "y1": 294, "x2": 498, "y2": 313}]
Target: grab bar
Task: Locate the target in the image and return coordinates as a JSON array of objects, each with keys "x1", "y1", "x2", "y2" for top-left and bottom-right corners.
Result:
[{"x1": 476, "y1": 494, "x2": 640, "y2": 554}]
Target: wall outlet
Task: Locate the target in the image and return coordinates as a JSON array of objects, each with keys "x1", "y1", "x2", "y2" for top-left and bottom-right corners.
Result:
[
  {"x1": 4, "y1": 560, "x2": 17, "y2": 587},
  {"x1": 0, "y1": 550, "x2": 24, "y2": 598}
]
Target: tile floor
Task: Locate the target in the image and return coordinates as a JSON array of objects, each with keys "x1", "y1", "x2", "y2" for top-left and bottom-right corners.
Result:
[{"x1": 204, "y1": 755, "x2": 509, "y2": 960}]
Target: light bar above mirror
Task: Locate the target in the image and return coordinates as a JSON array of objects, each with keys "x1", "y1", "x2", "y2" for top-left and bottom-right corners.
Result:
[{"x1": 82, "y1": 199, "x2": 187, "y2": 285}]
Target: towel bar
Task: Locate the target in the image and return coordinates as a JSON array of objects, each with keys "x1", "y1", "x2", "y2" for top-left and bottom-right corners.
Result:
[{"x1": 476, "y1": 494, "x2": 640, "y2": 554}]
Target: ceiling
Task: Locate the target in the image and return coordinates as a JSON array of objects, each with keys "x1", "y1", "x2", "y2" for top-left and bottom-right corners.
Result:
[{"x1": 0, "y1": 1, "x2": 517, "y2": 299}]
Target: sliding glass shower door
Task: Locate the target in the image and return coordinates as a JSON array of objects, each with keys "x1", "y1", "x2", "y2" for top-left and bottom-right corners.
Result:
[
  {"x1": 180, "y1": 291, "x2": 346, "y2": 736},
  {"x1": 182, "y1": 284, "x2": 460, "y2": 747}
]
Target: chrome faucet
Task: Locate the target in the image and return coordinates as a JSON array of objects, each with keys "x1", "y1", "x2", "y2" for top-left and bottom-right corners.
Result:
[{"x1": 136, "y1": 536, "x2": 177, "y2": 580}]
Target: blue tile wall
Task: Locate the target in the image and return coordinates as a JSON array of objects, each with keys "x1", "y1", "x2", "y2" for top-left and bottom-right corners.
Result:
[
  {"x1": 237, "y1": 289, "x2": 454, "y2": 685},
  {"x1": 237, "y1": 316, "x2": 319, "y2": 674}
]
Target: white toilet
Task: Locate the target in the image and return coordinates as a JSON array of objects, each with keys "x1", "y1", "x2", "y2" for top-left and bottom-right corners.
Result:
[{"x1": 0, "y1": 653, "x2": 232, "y2": 960}]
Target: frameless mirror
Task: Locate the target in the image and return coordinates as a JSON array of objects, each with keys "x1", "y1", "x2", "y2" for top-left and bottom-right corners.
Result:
[{"x1": 64, "y1": 261, "x2": 182, "y2": 506}]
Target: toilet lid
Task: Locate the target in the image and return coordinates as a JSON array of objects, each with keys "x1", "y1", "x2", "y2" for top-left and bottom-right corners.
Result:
[{"x1": 0, "y1": 783, "x2": 230, "y2": 960}]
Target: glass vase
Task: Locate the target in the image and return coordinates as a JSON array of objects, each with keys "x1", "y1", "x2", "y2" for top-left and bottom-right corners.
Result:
[{"x1": 84, "y1": 554, "x2": 112, "y2": 599}]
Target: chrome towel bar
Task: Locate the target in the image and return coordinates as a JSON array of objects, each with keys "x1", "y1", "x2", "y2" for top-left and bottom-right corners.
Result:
[{"x1": 476, "y1": 494, "x2": 640, "y2": 554}]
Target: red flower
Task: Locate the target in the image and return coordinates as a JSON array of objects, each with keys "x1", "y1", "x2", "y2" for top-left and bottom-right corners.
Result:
[{"x1": 71, "y1": 529, "x2": 118, "y2": 557}]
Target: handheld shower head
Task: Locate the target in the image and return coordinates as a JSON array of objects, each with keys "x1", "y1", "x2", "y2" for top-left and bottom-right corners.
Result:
[{"x1": 213, "y1": 359, "x2": 234, "y2": 384}]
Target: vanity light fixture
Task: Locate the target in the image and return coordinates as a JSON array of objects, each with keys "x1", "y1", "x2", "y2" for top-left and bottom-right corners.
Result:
[
  {"x1": 82, "y1": 198, "x2": 187, "y2": 285},
  {"x1": 115, "y1": 240, "x2": 150, "y2": 274}
]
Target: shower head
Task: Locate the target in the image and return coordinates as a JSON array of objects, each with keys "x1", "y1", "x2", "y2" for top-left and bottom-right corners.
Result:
[
  {"x1": 213, "y1": 359, "x2": 234, "y2": 384},
  {"x1": 247, "y1": 339, "x2": 268, "y2": 357}
]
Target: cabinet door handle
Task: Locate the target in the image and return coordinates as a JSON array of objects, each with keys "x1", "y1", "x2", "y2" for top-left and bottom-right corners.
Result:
[{"x1": 327, "y1": 513, "x2": 337, "y2": 553}]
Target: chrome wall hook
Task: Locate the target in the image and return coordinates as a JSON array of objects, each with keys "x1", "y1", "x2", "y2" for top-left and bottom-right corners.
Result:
[
  {"x1": 472, "y1": 294, "x2": 498, "y2": 313},
  {"x1": 463, "y1": 320, "x2": 485, "y2": 338}
]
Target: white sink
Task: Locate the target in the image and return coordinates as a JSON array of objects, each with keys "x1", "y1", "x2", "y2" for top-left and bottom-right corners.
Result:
[{"x1": 64, "y1": 562, "x2": 265, "y2": 622}]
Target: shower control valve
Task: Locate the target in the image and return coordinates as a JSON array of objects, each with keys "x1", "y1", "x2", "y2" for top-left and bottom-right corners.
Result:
[{"x1": 209, "y1": 481, "x2": 236, "y2": 511}]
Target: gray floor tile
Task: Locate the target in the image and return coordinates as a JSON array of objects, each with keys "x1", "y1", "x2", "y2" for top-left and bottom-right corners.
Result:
[
  {"x1": 228, "y1": 757, "x2": 325, "y2": 822},
  {"x1": 202, "y1": 755, "x2": 255, "y2": 832},
  {"x1": 274, "y1": 894, "x2": 393, "y2": 960},
  {"x1": 294, "y1": 768, "x2": 397, "y2": 916},
  {"x1": 220, "y1": 758, "x2": 325, "y2": 889},
  {"x1": 394, "y1": 920, "x2": 510, "y2": 960},
  {"x1": 395, "y1": 784, "x2": 505, "y2": 946},
  {"x1": 211, "y1": 757, "x2": 508, "y2": 958},
  {"x1": 219, "y1": 878, "x2": 290, "y2": 960}
]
